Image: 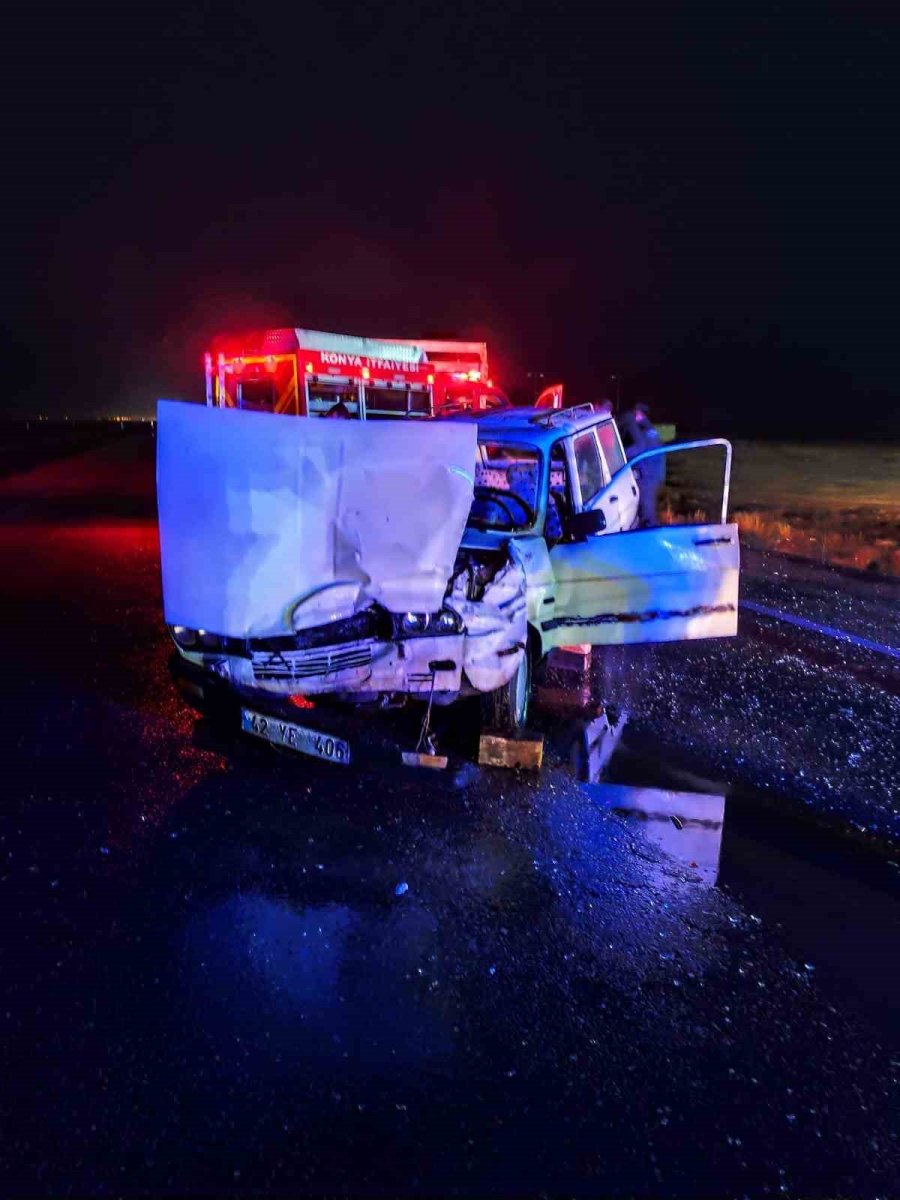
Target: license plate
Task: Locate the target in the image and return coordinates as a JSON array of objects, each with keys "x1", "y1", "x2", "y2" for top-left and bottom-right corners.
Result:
[{"x1": 240, "y1": 708, "x2": 351, "y2": 765}]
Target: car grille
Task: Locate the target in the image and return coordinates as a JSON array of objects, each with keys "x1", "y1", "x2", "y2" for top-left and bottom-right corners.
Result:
[{"x1": 251, "y1": 644, "x2": 373, "y2": 682}]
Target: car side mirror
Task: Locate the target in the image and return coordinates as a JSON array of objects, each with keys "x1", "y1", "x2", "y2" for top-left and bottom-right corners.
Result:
[{"x1": 564, "y1": 508, "x2": 607, "y2": 539}]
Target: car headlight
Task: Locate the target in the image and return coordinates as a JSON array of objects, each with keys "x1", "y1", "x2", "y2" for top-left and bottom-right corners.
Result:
[
  {"x1": 432, "y1": 607, "x2": 463, "y2": 634},
  {"x1": 170, "y1": 626, "x2": 247, "y2": 658},
  {"x1": 396, "y1": 608, "x2": 464, "y2": 637},
  {"x1": 401, "y1": 612, "x2": 429, "y2": 633}
]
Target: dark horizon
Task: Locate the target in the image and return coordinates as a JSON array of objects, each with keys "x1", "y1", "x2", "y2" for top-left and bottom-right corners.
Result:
[{"x1": 2, "y1": 1, "x2": 899, "y2": 437}]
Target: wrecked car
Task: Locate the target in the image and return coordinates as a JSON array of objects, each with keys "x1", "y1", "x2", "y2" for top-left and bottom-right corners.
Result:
[{"x1": 158, "y1": 400, "x2": 739, "y2": 763}]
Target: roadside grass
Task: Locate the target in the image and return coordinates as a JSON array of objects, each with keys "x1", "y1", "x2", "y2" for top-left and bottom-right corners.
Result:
[{"x1": 660, "y1": 440, "x2": 900, "y2": 576}]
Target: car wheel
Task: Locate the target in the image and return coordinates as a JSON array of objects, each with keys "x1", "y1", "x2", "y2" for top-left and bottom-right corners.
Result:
[{"x1": 481, "y1": 644, "x2": 532, "y2": 735}]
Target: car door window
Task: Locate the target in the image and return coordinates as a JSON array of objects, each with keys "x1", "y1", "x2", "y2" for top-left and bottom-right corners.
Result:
[
  {"x1": 573, "y1": 432, "x2": 604, "y2": 506},
  {"x1": 545, "y1": 442, "x2": 571, "y2": 540},
  {"x1": 597, "y1": 421, "x2": 626, "y2": 475}
]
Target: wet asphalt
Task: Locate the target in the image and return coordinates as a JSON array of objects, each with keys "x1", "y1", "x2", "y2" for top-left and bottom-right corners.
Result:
[{"x1": 0, "y1": 431, "x2": 898, "y2": 1198}]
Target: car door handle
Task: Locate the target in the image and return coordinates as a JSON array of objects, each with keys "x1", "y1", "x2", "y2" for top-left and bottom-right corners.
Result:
[{"x1": 608, "y1": 495, "x2": 618, "y2": 503}]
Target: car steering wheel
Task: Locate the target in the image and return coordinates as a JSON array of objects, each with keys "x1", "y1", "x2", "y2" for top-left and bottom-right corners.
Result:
[{"x1": 472, "y1": 485, "x2": 537, "y2": 528}]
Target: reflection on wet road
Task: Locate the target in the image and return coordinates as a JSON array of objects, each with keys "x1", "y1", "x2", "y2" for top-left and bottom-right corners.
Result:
[
  {"x1": 1, "y1": 434, "x2": 899, "y2": 1197},
  {"x1": 595, "y1": 785, "x2": 726, "y2": 885}
]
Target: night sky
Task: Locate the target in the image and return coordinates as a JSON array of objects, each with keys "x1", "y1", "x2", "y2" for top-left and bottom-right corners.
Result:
[{"x1": 2, "y1": 1, "x2": 898, "y2": 435}]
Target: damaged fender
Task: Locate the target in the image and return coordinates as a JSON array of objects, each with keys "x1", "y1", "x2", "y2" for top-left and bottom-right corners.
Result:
[{"x1": 450, "y1": 555, "x2": 529, "y2": 694}]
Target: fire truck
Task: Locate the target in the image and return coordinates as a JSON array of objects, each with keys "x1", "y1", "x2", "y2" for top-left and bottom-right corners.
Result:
[{"x1": 204, "y1": 328, "x2": 509, "y2": 420}]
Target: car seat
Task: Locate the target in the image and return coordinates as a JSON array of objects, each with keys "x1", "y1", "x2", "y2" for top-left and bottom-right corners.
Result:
[{"x1": 545, "y1": 465, "x2": 569, "y2": 540}]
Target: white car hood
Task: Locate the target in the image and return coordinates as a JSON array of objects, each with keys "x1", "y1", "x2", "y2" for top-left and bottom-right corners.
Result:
[{"x1": 157, "y1": 401, "x2": 477, "y2": 638}]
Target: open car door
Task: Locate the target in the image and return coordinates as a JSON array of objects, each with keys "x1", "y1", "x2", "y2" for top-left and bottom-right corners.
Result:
[
  {"x1": 544, "y1": 523, "x2": 739, "y2": 648},
  {"x1": 535, "y1": 382, "x2": 564, "y2": 410},
  {"x1": 543, "y1": 440, "x2": 739, "y2": 649}
]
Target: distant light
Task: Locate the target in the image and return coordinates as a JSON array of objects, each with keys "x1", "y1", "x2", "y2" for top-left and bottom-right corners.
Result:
[
  {"x1": 467, "y1": 370, "x2": 480, "y2": 382},
  {"x1": 361, "y1": 366, "x2": 370, "y2": 380},
  {"x1": 487, "y1": 378, "x2": 493, "y2": 388},
  {"x1": 305, "y1": 362, "x2": 314, "y2": 374},
  {"x1": 427, "y1": 373, "x2": 434, "y2": 385}
]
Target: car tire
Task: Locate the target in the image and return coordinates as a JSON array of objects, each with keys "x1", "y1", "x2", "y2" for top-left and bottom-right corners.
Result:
[{"x1": 480, "y1": 643, "x2": 532, "y2": 735}]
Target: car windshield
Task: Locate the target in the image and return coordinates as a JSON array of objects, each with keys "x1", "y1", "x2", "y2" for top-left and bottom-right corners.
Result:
[{"x1": 468, "y1": 442, "x2": 541, "y2": 530}]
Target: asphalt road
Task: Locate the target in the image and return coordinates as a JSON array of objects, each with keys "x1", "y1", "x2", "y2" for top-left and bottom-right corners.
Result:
[{"x1": 1, "y1": 432, "x2": 898, "y2": 1198}]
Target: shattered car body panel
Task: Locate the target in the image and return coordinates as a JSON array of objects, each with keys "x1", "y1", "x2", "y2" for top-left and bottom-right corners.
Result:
[
  {"x1": 448, "y1": 555, "x2": 528, "y2": 695},
  {"x1": 215, "y1": 553, "x2": 528, "y2": 700},
  {"x1": 157, "y1": 401, "x2": 528, "y2": 700}
]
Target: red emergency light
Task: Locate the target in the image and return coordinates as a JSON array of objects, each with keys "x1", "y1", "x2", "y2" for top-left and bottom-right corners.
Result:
[{"x1": 288, "y1": 694, "x2": 315, "y2": 710}]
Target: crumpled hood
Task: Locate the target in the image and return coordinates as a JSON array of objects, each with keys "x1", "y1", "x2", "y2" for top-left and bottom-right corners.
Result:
[{"x1": 157, "y1": 401, "x2": 477, "y2": 638}]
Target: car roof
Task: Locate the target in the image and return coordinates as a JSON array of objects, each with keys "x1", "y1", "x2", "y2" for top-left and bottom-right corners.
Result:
[{"x1": 472, "y1": 406, "x2": 615, "y2": 447}]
